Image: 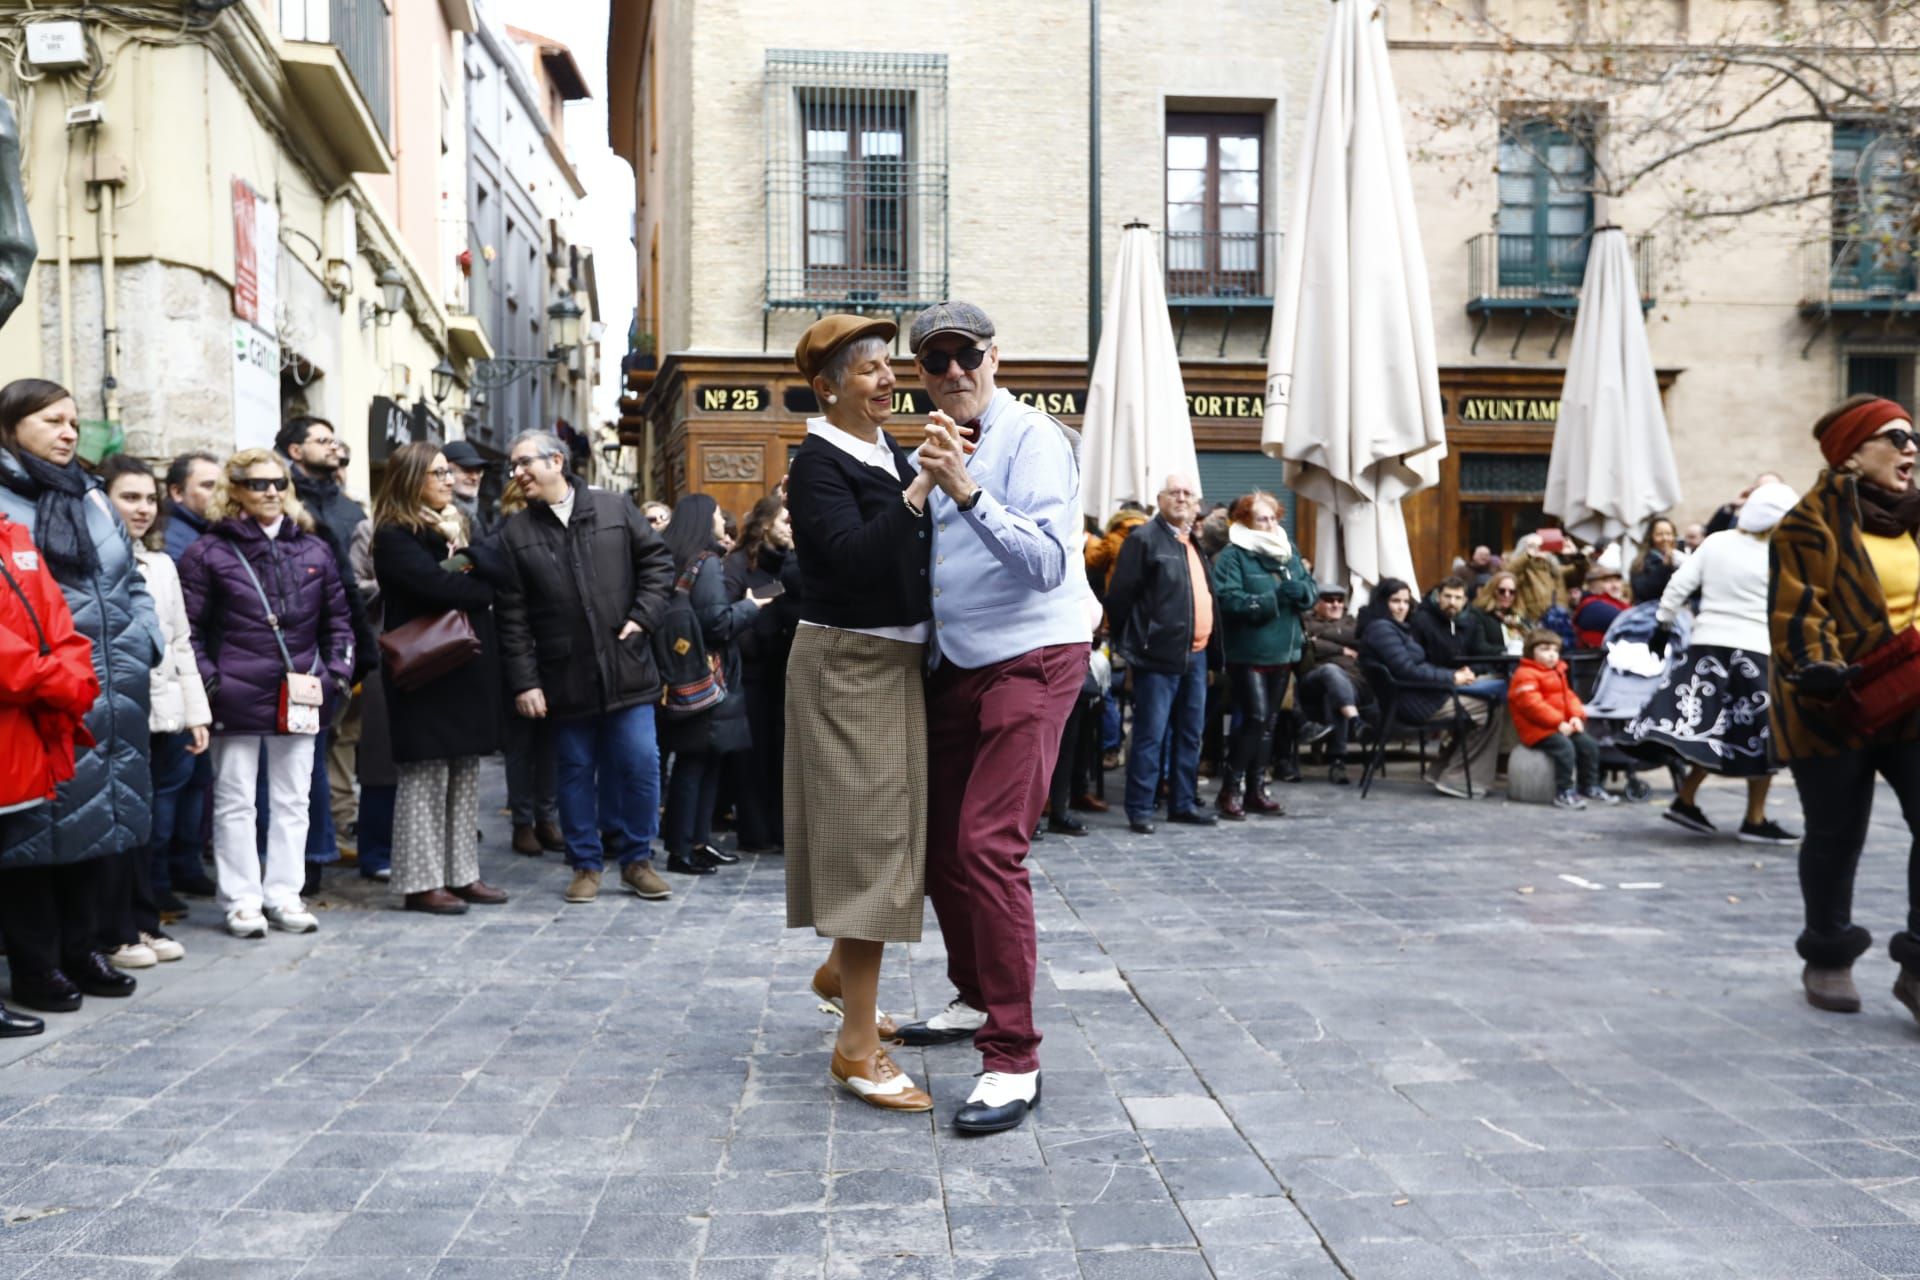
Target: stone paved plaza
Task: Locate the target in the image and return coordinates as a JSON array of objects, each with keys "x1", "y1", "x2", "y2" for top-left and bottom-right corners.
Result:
[{"x1": 4, "y1": 762, "x2": 1920, "y2": 1278}]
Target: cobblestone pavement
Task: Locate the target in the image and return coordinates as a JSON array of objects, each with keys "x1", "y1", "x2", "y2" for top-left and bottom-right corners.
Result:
[{"x1": 4, "y1": 761, "x2": 1920, "y2": 1278}]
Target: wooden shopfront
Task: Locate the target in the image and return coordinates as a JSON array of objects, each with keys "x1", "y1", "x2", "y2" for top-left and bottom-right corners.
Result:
[{"x1": 628, "y1": 353, "x2": 1675, "y2": 591}]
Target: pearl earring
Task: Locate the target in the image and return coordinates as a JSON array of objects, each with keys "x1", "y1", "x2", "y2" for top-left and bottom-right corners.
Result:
[{"x1": 826, "y1": 393, "x2": 838, "y2": 405}]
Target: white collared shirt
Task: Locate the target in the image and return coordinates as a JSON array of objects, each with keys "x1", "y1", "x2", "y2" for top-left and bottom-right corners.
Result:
[{"x1": 798, "y1": 415, "x2": 932, "y2": 646}]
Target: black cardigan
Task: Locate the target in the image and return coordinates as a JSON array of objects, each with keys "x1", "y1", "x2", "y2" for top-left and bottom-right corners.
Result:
[
  {"x1": 371, "y1": 522, "x2": 503, "y2": 763},
  {"x1": 785, "y1": 431, "x2": 932, "y2": 630}
]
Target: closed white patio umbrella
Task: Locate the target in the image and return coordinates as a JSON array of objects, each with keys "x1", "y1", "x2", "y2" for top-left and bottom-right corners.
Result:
[
  {"x1": 1544, "y1": 226, "x2": 1681, "y2": 548},
  {"x1": 1081, "y1": 221, "x2": 1200, "y2": 522},
  {"x1": 1261, "y1": 0, "x2": 1446, "y2": 596}
]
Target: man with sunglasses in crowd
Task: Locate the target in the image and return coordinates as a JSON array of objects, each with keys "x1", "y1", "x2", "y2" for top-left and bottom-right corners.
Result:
[{"x1": 889, "y1": 301, "x2": 1092, "y2": 1135}]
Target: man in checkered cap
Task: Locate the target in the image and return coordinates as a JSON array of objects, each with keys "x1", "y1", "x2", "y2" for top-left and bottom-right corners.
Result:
[{"x1": 892, "y1": 301, "x2": 1093, "y2": 1134}]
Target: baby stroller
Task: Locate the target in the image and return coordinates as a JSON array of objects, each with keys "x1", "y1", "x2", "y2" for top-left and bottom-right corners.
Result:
[{"x1": 1582, "y1": 600, "x2": 1692, "y2": 801}]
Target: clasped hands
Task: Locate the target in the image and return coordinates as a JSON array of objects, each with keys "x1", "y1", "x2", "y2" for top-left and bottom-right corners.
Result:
[{"x1": 916, "y1": 411, "x2": 978, "y2": 505}]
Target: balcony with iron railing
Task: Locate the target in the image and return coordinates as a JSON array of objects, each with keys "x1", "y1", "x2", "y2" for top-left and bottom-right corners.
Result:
[
  {"x1": 1800, "y1": 237, "x2": 1920, "y2": 315},
  {"x1": 278, "y1": 0, "x2": 393, "y2": 175},
  {"x1": 1158, "y1": 230, "x2": 1283, "y2": 306},
  {"x1": 1466, "y1": 231, "x2": 1655, "y2": 313}
]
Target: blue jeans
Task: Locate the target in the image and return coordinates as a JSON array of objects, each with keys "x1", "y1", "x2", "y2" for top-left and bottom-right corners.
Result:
[
  {"x1": 1101, "y1": 691, "x2": 1123, "y2": 753},
  {"x1": 356, "y1": 784, "x2": 394, "y2": 877},
  {"x1": 169, "y1": 749, "x2": 211, "y2": 881},
  {"x1": 1460, "y1": 677, "x2": 1509, "y2": 705},
  {"x1": 1127, "y1": 652, "x2": 1207, "y2": 822},
  {"x1": 146, "y1": 732, "x2": 197, "y2": 895},
  {"x1": 552, "y1": 702, "x2": 660, "y2": 872}
]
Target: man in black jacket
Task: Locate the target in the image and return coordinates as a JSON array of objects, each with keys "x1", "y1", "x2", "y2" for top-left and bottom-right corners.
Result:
[
  {"x1": 1104, "y1": 473, "x2": 1220, "y2": 834},
  {"x1": 494, "y1": 429, "x2": 675, "y2": 905},
  {"x1": 1410, "y1": 576, "x2": 1504, "y2": 669}
]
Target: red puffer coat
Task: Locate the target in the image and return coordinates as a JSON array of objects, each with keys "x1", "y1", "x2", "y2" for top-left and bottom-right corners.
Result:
[
  {"x1": 0, "y1": 515, "x2": 101, "y2": 811},
  {"x1": 1508, "y1": 657, "x2": 1586, "y2": 748}
]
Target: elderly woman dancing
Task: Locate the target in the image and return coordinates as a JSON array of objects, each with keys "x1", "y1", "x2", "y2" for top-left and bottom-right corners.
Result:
[{"x1": 784, "y1": 315, "x2": 939, "y2": 1112}]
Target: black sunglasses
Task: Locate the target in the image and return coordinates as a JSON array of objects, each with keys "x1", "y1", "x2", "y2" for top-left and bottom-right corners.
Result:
[
  {"x1": 918, "y1": 345, "x2": 988, "y2": 376},
  {"x1": 1875, "y1": 427, "x2": 1920, "y2": 450},
  {"x1": 240, "y1": 477, "x2": 290, "y2": 493}
]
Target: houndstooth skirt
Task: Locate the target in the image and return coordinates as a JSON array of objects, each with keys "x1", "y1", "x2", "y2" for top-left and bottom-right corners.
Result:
[{"x1": 783, "y1": 625, "x2": 928, "y2": 941}]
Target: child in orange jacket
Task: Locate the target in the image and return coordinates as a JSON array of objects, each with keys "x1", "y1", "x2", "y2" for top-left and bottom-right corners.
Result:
[{"x1": 1508, "y1": 628, "x2": 1617, "y2": 810}]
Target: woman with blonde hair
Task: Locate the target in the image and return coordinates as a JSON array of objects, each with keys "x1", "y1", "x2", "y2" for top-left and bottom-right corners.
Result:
[
  {"x1": 371, "y1": 441, "x2": 506, "y2": 914},
  {"x1": 178, "y1": 448, "x2": 353, "y2": 939},
  {"x1": 1471, "y1": 570, "x2": 1531, "y2": 655}
]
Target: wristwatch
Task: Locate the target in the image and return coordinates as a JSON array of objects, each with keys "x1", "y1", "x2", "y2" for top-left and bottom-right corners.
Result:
[{"x1": 955, "y1": 485, "x2": 985, "y2": 513}]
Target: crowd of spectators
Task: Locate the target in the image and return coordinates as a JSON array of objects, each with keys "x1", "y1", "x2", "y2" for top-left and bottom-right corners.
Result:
[{"x1": 0, "y1": 365, "x2": 1847, "y2": 1041}]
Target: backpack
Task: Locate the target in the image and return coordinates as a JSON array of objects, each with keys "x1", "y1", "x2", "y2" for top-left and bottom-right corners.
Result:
[{"x1": 653, "y1": 553, "x2": 727, "y2": 720}]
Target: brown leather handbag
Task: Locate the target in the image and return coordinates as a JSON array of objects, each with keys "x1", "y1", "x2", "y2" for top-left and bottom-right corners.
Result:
[{"x1": 379, "y1": 609, "x2": 481, "y2": 691}]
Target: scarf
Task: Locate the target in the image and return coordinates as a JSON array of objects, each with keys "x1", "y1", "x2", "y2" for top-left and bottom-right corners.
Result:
[
  {"x1": 1858, "y1": 479, "x2": 1920, "y2": 538},
  {"x1": 14, "y1": 450, "x2": 98, "y2": 580},
  {"x1": 423, "y1": 504, "x2": 466, "y2": 551},
  {"x1": 1228, "y1": 521, "x2": 1293, "y2": 562}
]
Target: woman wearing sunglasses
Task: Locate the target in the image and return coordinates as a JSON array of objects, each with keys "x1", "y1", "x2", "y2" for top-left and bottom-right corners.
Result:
[
  {"x1": 178, "y1": 449, "x2": 353, "y2": 940},
  {"x1": 1471, "y1": 570, "x2": 1530, "y2": 655},
  {"x1": 1771, "y1": 395, "x2": 1920, "y2": 1020}
]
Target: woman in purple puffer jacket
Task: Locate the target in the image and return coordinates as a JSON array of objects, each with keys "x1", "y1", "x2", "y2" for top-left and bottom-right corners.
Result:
[{"x1": 178, "y1": 448, "x2": 352, "y2": 941}]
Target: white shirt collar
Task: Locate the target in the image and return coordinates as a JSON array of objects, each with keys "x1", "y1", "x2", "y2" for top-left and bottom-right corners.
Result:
[{"x1": 807, "y1": 417, "x2": 897, "y2": 475}]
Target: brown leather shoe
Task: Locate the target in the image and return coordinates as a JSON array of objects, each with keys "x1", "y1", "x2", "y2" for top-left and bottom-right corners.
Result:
[
  {"x1": 451, "y1": 880, "x2": 508, "y2": 905},
  {"x1": 1803, "y1": 963, "x2": 1861, "y2": 1012},
  {"x1": 564, "y1": 870, "x2": 601, "y2": 904},
  {"x1": 1069, "y1": 793, "x2": 1109, "y2": 813},
  {"x1": 829, "y1": 1046, "x2": 932, "y2": 1112},
  {"x1": 1216, "y1": 782, "x2": 1246, "y2": 821},
  {"x1": 404, "y1": 888, "x2": 469, "y2": 916},
  {"x1": 1245, "y1": 785, "x2": 1284, "y2": 815},
  {"x1": 1895, "y1": 969, "x2": 1920, "y2": 1028},
  {"x1": 511, "y1": 824, "x2": 543, "y2": 857},
  {"x1": 534, "y1": 820, "x2": 567, "y2": 852},
  {"x1": 620, "y1": 862, "x2": 672, "y2": 900}
]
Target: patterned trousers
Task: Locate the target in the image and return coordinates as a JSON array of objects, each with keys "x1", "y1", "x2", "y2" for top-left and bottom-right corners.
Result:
[{"x1": 392, "y1": 756, "x2": 480, "y2": 896}]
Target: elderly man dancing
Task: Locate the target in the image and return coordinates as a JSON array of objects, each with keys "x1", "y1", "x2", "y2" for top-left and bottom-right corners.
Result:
[{"x1": 890, "y1": 301, "x2": 1092, "y2": 1134}]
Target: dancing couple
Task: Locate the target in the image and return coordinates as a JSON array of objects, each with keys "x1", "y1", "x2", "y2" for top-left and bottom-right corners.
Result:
[{"x1": 783, "y1": 303, "x2": 1090, "y2": 1132}]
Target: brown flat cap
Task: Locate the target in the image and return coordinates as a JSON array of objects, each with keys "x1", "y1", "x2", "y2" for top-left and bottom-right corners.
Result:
[{"x1": 794, "y1": 315, "x2": 896, "y2": 381}]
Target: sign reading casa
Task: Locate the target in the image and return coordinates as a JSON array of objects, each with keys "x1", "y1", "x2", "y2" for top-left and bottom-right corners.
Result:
[{"x1": 1458, "y1": 396, "x2": 1561, "y2": 424}]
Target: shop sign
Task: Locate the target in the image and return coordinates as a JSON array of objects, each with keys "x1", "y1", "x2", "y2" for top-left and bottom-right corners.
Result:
[
  {"x1": 1012, "y1": 390, "x2": 1085, "y2": 415},
  {"x1": 231, "y1": 322, "x2": 277, "y2": 452},
  {"x1": 231, "y1": 179, "x2": 277, "y2": 327},
  {"x1": 783, "y1": 387, "x2": 934, "y2": 416},
  {"x1": 695, "y1": 384, "x2": 770, "y2": 413},
  {"x1": 1458, "y1": 395, "x2": 1560, "y2": 424},
  {"x1": 1185, "y1": 392, "x2": 1265, "y2": 419},
  {"x1": 367, "y1": 398, "x2": 445, "y2": 463}
]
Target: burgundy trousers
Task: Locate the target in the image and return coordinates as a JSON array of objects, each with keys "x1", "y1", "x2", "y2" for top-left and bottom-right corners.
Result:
[{"x1": 925, "y1": 641, "x2": 1089, "y2": 1072}]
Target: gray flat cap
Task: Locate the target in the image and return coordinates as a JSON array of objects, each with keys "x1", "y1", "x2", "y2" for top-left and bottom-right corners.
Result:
[{"x1": 908, "y1": 300, "x2": 995, "y2": 353}]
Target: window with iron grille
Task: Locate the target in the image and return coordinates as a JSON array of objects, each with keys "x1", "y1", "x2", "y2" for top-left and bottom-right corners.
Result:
[
  {"x1": 1165, "y1": 113, "x2": 1268, "y2": 299},
  {"x1": 765, "y1": 51, "x2": 948, "y2": 314}
]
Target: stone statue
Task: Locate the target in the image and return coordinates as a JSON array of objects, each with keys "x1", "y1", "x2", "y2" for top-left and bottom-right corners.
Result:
[{"x1": 0, "y1": 96, "x2": 37, "y2": 331}]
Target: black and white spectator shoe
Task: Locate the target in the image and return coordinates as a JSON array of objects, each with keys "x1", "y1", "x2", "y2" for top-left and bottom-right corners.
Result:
[
  {"x1": 953, "y1": 1070, "x2": 1040, "y2": 1134},
  {"x1": 892, "y1": 997, "x2": 987, "y2": 1046}
]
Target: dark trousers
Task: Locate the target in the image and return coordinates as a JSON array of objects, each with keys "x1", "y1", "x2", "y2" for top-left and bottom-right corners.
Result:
[
  {"x1": 664, "y1": 748, "x2": 727, "y2": 856},
  {"x1": 0, "y1": 861, "x2": 99, "y2": 977},
  {"x1": 1534, "y1": 731, "x2": 1601, "y2": 791},
  {"x1": 504, "y1": 709, "x2": 558, "y2": 827},
  {"x1": 1047, "y1": 692, "x2": 1091, "y2": 820},
  {"x1": 93, "y1": 848, "x2": 160, "y2": 950},
  {"x1": 146, "y1": 731, "x2": 197, "y2": 895},
  {"x1": 927, "y1": 642, "x2": 1087, "y2": 1073},
  {"x1": 1301, "y1": 665, "x2": 1362, "y2": 760},
  {"x1": 1226, "y1": 665, "x2": 1288, "y2": 790},
  {"x1": 356, "y1": 784, "x2": 395, "y2": 877},
  {"x1": 1789, "y1": 739, "x2": 1920, "y2": 968},
  {"x1": 733, "y1": 673, "x2": 784, "y2": 849}
]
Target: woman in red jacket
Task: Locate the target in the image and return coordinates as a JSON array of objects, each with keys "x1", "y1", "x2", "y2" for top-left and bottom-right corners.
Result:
[
  {"x1": 0, "y1": 512, "x2": 101, "y2": 1036},
  {"x1": 1508, "y1": 629, "x2": 1617, "y2": 811}
]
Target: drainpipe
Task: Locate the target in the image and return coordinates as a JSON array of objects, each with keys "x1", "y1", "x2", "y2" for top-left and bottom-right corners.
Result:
[
  {"x1": 1088, "y1": 0, "x2": 1102, "y2": 360},
  {"x1": 94, "y1": 179, "x2": 122, "y2": 424},
  {"x1": 55, "y1": 150, "x2": 73, "y2": 389}
]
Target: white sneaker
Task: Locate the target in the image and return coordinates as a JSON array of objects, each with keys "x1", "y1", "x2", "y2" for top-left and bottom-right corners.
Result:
[
  {"x1": 108, "y1": 942, "x2": 157, "y2": 969},
  {"x1": 141, "y1": 932, "x2": 185, "y2": 962},
  {"x1": 263, "y1": 903, "x2": 318, "y2": 934},
  {"x1": 227, "y1": 909, "x2": 268, "y2": 939}
]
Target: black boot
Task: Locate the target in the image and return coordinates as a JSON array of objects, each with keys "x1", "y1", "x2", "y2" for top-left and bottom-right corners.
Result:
[{"x1": 71, "y1": 953, "x2": 136, "y2": 998}]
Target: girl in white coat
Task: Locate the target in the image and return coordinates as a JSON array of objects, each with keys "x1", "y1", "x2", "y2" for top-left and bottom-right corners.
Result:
[{"x1": 101, "y1": 455, "x2": 209, "y2": 965}]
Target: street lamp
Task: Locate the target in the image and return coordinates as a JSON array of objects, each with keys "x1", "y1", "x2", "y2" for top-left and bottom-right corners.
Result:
[
  {"x1": 431, "y1": 356, "x2": 458, "y2": 406},
  {"x1": 547, "y1": 289, "x2": 584, "y2": 356},
  {"x1": 376, "y1": 265, "x2": 407, "y2": 324}
]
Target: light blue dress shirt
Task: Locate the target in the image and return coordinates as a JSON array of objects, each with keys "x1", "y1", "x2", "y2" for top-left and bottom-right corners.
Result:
[{"x1": 924, "y1": 388, "x2": 1094, "y2": 668}]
